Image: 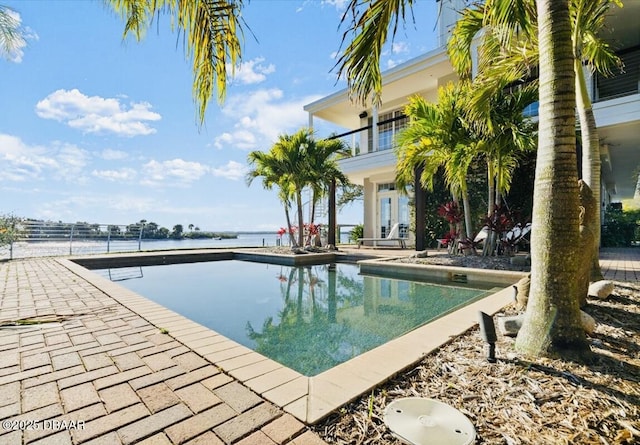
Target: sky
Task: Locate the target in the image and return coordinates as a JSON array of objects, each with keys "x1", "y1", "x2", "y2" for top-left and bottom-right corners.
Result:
[{"x1": 1, "y1": 0, "x2": 439, "y2": 232}]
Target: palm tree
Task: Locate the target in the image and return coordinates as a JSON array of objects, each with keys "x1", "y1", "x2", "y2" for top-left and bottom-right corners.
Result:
[
  {"x1": 396, "y1": 85, "x2": 476, "y2": 242},
  {"x1": 106, "y1": 0, "x2": 246, "y2": 124},
  {"x1": 470, "y1": 85, "x2": 538, "y2": 216},
  {"x1": 469, "y1": 83, "x2": 538, "y2": 255},
  {"x1": 0, "y1": 5, "x2": 26, "y2": 61},
  {"x1": 305, "y1": 138, "x2": 351, "y2": 246},
  {"x1": 271, "y1": 129, "x2": 317, "y2": 248},
  {"x1": 336, "y1": 0, "x2": 589, "y2": 357},
  {"x1": 448, "y1": 0, "x2": 623, "y2": 275},
  {"x1": 514, "y1": 0, "x2": 589, "y2": 357},
  {"x1": 246, "y1": 150, "x2": 297, "y2": 246},
  {"x1": 247, "y1": 129, "x2": 318, "y2": 248}
]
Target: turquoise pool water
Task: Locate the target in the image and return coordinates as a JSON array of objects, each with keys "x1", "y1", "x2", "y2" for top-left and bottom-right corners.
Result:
[{"x1": 96, "y1": 260, "x2": 491, "y2": 376}]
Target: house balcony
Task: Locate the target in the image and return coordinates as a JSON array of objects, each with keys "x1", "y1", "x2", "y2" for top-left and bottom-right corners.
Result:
[{"x1": 593, "y1": 46, "x2": 640, "y2": 103}]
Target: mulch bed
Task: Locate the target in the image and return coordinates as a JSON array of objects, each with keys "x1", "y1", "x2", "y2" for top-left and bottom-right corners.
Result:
[{"x1": 310, "y1": 254, "x2": 639, "y2": 444}]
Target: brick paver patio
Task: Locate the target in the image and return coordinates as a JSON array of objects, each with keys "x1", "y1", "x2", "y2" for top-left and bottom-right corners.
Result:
[
  {"x1": 0, "y1": 258, "x2": 327, "y2": 445},
  {"x1": 1, "y1": 248, "x2": 637, "y2": 444}
]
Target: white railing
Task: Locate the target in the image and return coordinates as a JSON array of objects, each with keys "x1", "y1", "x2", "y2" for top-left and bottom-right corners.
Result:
[{"x1": 2, "y1": 220, "x2": 144, "y2": 260}]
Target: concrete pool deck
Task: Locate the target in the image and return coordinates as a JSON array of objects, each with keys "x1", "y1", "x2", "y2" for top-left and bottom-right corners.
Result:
[{"x1": 1, "y1": 247, "x2": 638, "y2": 444}]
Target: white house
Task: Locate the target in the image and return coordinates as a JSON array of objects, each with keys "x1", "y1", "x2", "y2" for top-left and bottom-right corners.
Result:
[{"x1": 304, "y1": 0, "x2": 640, "y2": 249}]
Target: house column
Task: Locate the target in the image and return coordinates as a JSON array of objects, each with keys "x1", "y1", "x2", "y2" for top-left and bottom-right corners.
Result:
[
  {"x1": 363, "y1": 178, "x2": 375, "y2": 238},
  {"x1": 308, "y1": 112, "x2": 314, "y2": 130}
]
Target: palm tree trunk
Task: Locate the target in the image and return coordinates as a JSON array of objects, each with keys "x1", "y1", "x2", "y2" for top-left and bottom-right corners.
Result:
[
  {"x1": 487, "y1": 161, "x2": 496, "y2": 217},
  {"x1": 462, "y1": 193, "x2": 473, "y2": 240},
  {"x1": 296, "y1": 191, "x2": 305, "y2": 247},
  {"x1": 484, "y1": 161, "x2": 498, "y2": 256},
  {"x1": 462, "y1": 190, "x2": 476, "y2": 255},
  {"x1": 307, "y1": 190, "x2": 317, "y2": 245},
  {"x1": 328, "y1": 179, "x2": 337, "y2": 248},
  {"x1": 575, "y1": 61, "x2": 604, "y2": 281},
  {"x1": 284, "y1": 205, "x2": 297, "y2": 247},
  {"x1": 515, "y1": 0, "x2": 589, "y2": 359}
]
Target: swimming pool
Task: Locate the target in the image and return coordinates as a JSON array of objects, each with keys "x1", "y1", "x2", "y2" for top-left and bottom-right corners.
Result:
[{"x1": 95, "y1": 260, "x2": 491, "y2": 376}]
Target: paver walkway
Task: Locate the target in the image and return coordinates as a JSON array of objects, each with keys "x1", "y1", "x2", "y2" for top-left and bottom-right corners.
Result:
[
  {"x1": 0, "y1": 258, "x2": 328, "y2": 445},
  {"x1": 599, "y1": 247, "x2": 640, "y2": 282}
]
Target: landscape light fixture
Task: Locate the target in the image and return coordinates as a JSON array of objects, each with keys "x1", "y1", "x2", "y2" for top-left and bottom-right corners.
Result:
[{"x1": 478, "y1": 311, "x2": 497, "y2": 363}]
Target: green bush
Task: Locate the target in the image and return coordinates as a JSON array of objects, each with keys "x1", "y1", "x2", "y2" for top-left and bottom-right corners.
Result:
[
  {"x1": 349, "y1": 224, "x2": 364, "y2": 243},
  {"x1": 601, "y1": 206, "x2": 640, "y2": 247},
  {"x1": 0, "y1": 214, "x2": 22, "y2": 247}
]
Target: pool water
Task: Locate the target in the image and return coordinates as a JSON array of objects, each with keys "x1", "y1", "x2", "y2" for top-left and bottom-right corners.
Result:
[{"x1": 96, "y1": 260, "x2": 490, "y2": 376}]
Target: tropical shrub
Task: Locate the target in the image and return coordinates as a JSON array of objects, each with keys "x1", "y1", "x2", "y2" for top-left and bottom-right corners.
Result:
[
  {"x1": 601, "y1": 205, "x2": 640, "y2": 247},
  {"x1": 349, "y1": 224, "x2": 364, "y2": 243},
  {"x1": 0, "y1": 214, "x2": 22, "y2": 248}
]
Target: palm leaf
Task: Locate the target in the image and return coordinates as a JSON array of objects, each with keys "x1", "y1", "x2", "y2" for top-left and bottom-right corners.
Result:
[
  {"x1": 335, "y1": 0, "x2": 417, "y2": 105},
  {"x1": 106, "y1": 0, "x2": 247, "y2": 124}
]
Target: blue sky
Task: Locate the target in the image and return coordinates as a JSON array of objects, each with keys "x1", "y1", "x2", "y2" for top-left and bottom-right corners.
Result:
[{"x1": 1, "y1": 0, "x2": 439, "y2": 232}]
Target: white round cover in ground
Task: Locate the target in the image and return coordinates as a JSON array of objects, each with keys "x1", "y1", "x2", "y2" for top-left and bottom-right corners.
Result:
[{"x1": 383, "y1": 397, "x2": 476, "y2": 445}]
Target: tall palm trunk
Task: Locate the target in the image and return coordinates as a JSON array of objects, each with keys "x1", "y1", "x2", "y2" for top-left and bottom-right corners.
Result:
[
  {"x1": 484, "y1": 160, "x2": 498, "y2": 256},
  {"x1": 515, "y1": 0, "x2": 589, "y2": 358},
  {"x1": 461, "y1": 189, "x2": 473, "y2": 241},
  {"x1": 296, "y1": 190, "x2": 305, "y2": 247},
  {"x1": 328, "y1": 179, "x2": 337, "y2": 248},
  {"x1": 575, "y1": 61, "x2": 604, "y2": 280},
  {"x1": 284, "y1": 205, "x2": 297, "y2": 246},
  {"x1": 307, "y1": 190, "x2": 317, "y2": 245},
  {"x1": 487, "y1": 161, "x2": 496, "y2": 217}
]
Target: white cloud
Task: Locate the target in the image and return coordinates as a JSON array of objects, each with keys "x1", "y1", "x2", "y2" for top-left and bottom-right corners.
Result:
[
  {"x1": 386, "y1": 58, "x2": 399, "y2": 69},
  {"x1": 321, "y1": 0, "x2": 349, "y2": 11},
  {"x1": 230, "y1": 57, "x2": 276, "y2": 85},
  {"x1": 211, "y1": 160, "x2": 248, "y2": 181},
  {"x1": 213, "y1": 88, "x2": 322, "y2": 151},
  {"x1": 392, "y1": 41, "x2": 410, "y2": 54},
  {"x1": 53, "y1": 143, "x2": 90, "y2": 182},
  {"x1": 141, "y1": 158, "x2": 210, "y2": 187},
  {"x1": 35, "y1": 89, "x2": 161, "y2": 136},
  {"x1": 35, "y1": 193, "x2": 158, "y2": 222},
  {"x1": 99, "y1": 148, "x2": 129, "y2": 160},
  {"x1": 92, "y1": 168, "x2": 137, "y2": 182},
  {"x1": 0, "y1": 133, "x2": 87, "y2": 183},
  {"x1": 213, "y1": 130, "x2": 257, "y2": 150}
]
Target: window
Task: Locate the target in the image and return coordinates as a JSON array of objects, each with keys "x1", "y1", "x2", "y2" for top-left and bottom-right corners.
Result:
[
  {"x1": 368, "y1": 109, "x2": 408, "y2": 152},
  {"x1": 377, "y1": 183, "x2": 396, "y2": 192}
]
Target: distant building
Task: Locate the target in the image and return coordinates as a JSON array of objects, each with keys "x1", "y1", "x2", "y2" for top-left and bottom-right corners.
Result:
[{"x1": 305, "y1": 0, "x2": 640, "y2": 249}]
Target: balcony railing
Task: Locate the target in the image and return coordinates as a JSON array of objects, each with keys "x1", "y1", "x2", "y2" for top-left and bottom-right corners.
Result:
[
  {"x1": 327, "y1": 113, "x2": 408, "y2": 156},
  {"x1": 594, "y1": 46, "x2": 640, "y2": 102}
]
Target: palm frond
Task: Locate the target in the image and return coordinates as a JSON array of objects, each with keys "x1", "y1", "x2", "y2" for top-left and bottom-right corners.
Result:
[
  {"x1": 335, "y1": 0, "x2": 416, "y2": 105},
  {"x1": 447, "y1": 4, "x2": 484, "y2": 79},
  {"x1": 106, "y1": 0, "x2": 247, "y2": 124},
  {"x1": 0, "y1": 5, "x2": 26, "y2": 60}
]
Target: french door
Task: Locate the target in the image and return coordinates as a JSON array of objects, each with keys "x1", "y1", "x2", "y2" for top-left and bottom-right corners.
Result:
[{"x1": 378, "y1": 192, "x2": 409, "y2": 238}]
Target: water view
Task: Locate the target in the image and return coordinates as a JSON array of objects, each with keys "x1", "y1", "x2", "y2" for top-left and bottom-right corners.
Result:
[
  {"x1": 1, "y1": 232, "x2": 354, "y2": 260},
  {"x1": 94, "y1": 260, "x2": 490, "y2": 376}
]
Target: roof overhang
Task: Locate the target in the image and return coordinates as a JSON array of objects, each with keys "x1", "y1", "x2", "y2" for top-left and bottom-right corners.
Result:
[{"x1": 304, "y1": 48, "x2": 456, "y2": 129}]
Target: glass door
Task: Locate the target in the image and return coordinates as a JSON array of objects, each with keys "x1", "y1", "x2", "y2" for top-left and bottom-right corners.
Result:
[
  {"x1": 379, "y1": 196, "x2": 392, "y2": 238},
  {"x1": 378, "y1": 191, "x2": 410, "y2": 239}
]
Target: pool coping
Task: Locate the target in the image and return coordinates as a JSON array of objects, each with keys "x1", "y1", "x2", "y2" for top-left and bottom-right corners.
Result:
[{"x1": 60, "y1": 249, "x2": 526, "y2": 424}]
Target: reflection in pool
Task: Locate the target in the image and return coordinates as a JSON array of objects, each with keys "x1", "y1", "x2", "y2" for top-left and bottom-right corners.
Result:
[{"x1": 95, "y1": 260, "x2": 490, "y2": 376}]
